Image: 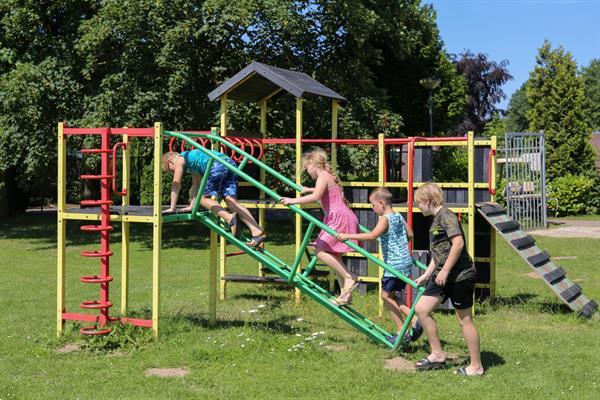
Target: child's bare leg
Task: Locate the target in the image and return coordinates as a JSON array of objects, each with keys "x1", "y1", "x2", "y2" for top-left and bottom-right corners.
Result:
[
  {"x1": 381, "y1": 290, "x2": 405, "y2": 332},
  {"x1": 397, "y1": 302, "x2": 418, "y2": 328},
  {"x1": 200, "y1": 196, "x2": 234, "y2": 223},
  {"x1": 415, "y1": 295, "x2": 445, "y2": 362},
  {"x1": 455, "y1": 307, "x2": 484, "y2": 374},
  {"x1": 223, "y1": 196, "x2": 263, "y2": 236},
  {"x1": 316, "y1": 250, "x2": 356, "y2": 291}
]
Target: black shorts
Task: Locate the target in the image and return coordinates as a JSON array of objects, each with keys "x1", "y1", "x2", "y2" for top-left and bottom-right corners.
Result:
[
  {"x1": 381, "y1": 276, "x2": 407, "y2": 293},
  {"x1": 423, "y1": 276, "x2": 475, "y2": 309}
]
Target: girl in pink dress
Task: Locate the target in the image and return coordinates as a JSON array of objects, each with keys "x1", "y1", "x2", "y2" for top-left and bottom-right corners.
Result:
[{"x1": 280, "y1": 149, "x2": 359, "y2": 305}]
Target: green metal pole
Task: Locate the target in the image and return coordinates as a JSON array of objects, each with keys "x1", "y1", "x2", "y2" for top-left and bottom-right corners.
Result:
[{"x1": 288, "y1": 222, "x2": 315, "y2": 282}]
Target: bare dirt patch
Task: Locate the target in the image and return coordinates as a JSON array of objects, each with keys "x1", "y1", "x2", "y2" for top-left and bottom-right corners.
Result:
[
  {"x1": 529, "y1": 220, "x2": 600, "y2": 238},
  {"x1": 384, "y1": 357, "x2": 416, "y2": 372},
  {"x1": 144, "y1": 368, "x2": 189, "y2": 378},
  {"x1": 56, "y1": 343, "x2": 80, "y2": 354}
]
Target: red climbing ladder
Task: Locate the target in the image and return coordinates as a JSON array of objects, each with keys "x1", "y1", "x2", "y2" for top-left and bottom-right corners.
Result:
[{"x1": 78, "y1": 128, "x2": 115, "y2": 334}]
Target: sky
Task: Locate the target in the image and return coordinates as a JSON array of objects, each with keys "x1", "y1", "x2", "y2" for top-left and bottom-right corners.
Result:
[{"x1": 425, "y1": 0, "x2": 600, "y2": 109}]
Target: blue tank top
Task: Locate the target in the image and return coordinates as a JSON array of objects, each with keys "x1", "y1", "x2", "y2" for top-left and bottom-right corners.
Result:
[
  {"x1": 380, "y1": 213, "x2": 413, "y2": 277},
  {"x1": 180, "y1": 150, "x2": 229, "y2": 174}
]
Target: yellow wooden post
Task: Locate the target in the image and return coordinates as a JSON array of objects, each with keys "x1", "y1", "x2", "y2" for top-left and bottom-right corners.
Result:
[
  {"x1": 152, "y1": 122, "x2": 163, "y2": 337},
  {"x1": 328, "y1": 100, "x2": 340, "y2": 292},
  {"x1": 378, "y1": 134, "x2": 385, "y2": 186},
  {"x1": 56, "y1": 122, "x2": 66, "y2": 336},
  {"x1": 377, "y1": 134, "x2": 385, "y2": 315},
  {"x1": 331, "y1": 100, "x2": 339, "y2": 170},
  {"x1": 209, "y1": 229, "x2": 218, "y2": 326},
  {"x1": 219, "y1": 97, "x2": 228, "y2": 300},
  {"x1": 294, "y1": 97, "x2": 303, "y2": 302},
  {"x1": 490, "y1": 135, "x2": 497, "y2": 299},
  {"x1": 258, "y1": 100, "x2": 267, "y2": 278},
  {"x1": 121, "y1": 133, "x2": 130, "y2": 315},
  {"x1": 467, "y1": 131, "x2": 476, "y2": 314},
  {"x1": 467, "y1": 131, "x2": 475, "y2": 259}
]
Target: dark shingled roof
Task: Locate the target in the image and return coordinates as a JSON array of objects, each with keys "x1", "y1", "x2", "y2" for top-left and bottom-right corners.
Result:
[{"x1": 207, "y1": 61, "x2": 346, "y2": 103}]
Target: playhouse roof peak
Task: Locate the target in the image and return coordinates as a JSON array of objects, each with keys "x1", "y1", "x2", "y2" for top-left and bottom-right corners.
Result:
[{"x1": 207, "y1": 61, "x2": 346, "y2": 103}]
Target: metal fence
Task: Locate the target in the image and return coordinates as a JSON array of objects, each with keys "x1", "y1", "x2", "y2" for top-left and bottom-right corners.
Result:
[{"x1": 503, "y1": 132, "x2": 547, "y2": 230}]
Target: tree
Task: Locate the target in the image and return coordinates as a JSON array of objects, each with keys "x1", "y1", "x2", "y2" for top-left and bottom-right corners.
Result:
[
  {"x1": 580, "y1": 59, "x2": 600, "y2": 132},
  {"x1": 453, "y1": 51, "x2": 513, "y2": 133},
  {"x1": 527, "y1": 40, "x2": 595, "y2": 180},
  {"x1": 504, "y1": 82, "x2": 529, "y2": 133},
  {"x1": 0, "y1": 0, "x2": 470, "y2": 213},
  {"x1": 0, "y1": 1, "x2": 92, "y2": 213}
]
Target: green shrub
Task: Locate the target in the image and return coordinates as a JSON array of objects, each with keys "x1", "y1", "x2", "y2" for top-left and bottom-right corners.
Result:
[{"x1": 547, "y1": 174, "x2": 596, "y2": 216}]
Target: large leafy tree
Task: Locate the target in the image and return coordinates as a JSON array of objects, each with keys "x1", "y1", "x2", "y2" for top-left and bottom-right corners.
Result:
[
  {"x1": 527, "y1": 40, "x2": 595, "y2": 180},
  {"x1": 0, "y1": 0, "x2": 94, "y2": 213},
  {"x1": 580, "y1": 59, "x2": 600, "y2": 132},
  {"x1": 0, "y1": 0, "x2": 468, "y2": 213},
  {"x1": 453, "y1": 51, "x2": 513, "y2": 133}
]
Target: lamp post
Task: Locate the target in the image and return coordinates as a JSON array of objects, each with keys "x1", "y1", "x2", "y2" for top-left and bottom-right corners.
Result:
[{"x1": 420, "y1": 77, "x2": 441, "y2": 135}]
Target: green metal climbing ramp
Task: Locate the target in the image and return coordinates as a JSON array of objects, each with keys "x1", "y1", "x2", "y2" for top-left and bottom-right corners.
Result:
[{"x1": 163, "y1": 130, "x2": 428, "y2": 350}]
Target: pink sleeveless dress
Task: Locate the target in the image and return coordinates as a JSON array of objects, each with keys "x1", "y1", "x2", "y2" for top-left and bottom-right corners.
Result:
[{"x1": 313, "y1": 180, "x2": 359, "y2": 254}]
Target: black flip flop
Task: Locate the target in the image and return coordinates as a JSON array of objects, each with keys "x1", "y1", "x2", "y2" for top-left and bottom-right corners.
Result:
[
  {"x1": 246, "y1": 233, "x2": 267, "y2": 248},
  {"x1": 415, "y1": 358, "x2": 446, "y2": 371}
]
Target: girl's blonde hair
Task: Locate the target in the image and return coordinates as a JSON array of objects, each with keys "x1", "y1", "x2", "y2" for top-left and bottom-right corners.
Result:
[
  {"x1": 414, "y1": 183, "x2": 445, "y2": 207},
  {"x1": 302, "y1": 148, "x2": 349, "y2": 206}
]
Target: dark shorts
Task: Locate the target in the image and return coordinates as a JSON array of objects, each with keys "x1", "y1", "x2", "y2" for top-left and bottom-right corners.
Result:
[
  {"x1": 382, "y1": 276, "x2": 407, "y2": 293},
  {"x1": 203, "y1": 158, "x2": 238, "y2": 198},
  {"x1": 423, "y1": 276, "x2": 476, "y2": 309}
]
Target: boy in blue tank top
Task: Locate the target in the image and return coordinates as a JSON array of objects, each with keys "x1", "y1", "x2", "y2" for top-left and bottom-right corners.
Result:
[
  {"x1": 162, "y1": 149, "x2": 266, "y2": 247},
  {"x1": 336, "y1": 187, "x2": 422, "y2": 345}
]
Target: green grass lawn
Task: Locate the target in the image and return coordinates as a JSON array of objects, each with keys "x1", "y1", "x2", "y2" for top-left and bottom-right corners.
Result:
[{"x1": 1, "y1": 213, "x2": 599, "y2": 399}]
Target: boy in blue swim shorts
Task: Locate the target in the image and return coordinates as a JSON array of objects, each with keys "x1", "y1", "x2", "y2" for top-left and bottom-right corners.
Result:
[
  {"x1": 162, "y1": 149, "x2": 266, "y2": 247},
  {"x1": 336, "y1": 187, "x2": 422, "y2": 345}
]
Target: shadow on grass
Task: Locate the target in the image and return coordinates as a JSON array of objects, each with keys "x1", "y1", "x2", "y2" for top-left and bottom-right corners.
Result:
[
  {"x1": 487, "y1": 293, "x2": 573, "y2": 316},
  {"x1": 481, "y1": 350, "x2": 505, "y2": 369},
  {"x1": 169, "y1": 312, "x2": 299, "y2": 334},
  {"x1": 491, "y1": 293, "x2": 537, "y2": 307}
]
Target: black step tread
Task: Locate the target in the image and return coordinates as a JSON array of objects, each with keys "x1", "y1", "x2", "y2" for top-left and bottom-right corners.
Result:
[
  {"x1": 223, "y1": 274, "x2": 288, "y2": 284},
  {"x1": 579, "y1": 300, "x2": 598, "y2": 318},
  {"x1": 543, "y1": 267, "x2": 566, "y2": 284},
  {"x1": 560, "y1": 283, "x2": 582, "y2": 303},
  {"x1": 527, "y1": 251, "x2": 551, "y2": 267},
  {"x1": 479, "y1": 204, "x2": 506, "y2": 216},
  {"x1": 511, "y1": 235, "x2": 536, "y2": 250},
  {"x1": 496, "y1": 220, "x2": 521, "y2": 233},
  {"x1": 261, "y1": 268, "x2": 329, "y2": 277}
]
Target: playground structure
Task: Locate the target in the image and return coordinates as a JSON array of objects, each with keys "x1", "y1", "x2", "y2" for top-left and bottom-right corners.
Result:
[{"x1": 56, "y1": 62, "x2": 597, "y2": 346}]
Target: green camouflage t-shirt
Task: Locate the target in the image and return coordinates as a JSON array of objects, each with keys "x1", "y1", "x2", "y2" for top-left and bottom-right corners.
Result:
[{"x1": 429, "y1": 207, "x2": 477, "y2": 283}]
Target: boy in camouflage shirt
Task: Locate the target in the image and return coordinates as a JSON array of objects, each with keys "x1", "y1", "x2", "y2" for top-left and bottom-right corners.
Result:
[{"x1": 413, "y1": 183, "x2": 484, "y2": 376}]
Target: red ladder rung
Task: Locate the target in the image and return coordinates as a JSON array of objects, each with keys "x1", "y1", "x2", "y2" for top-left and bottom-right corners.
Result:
[
  {"x1": 80, "y1": 174, "x2": 115, "y2": 180},
  {"x1": 80, "y1": 300, "x2": 113, "y2": 309},
  {"x1": 80, "y1": 199, "x2": 113, "y2": 206},
  {"x1": 80, "y1": 148, "x2": 112, "y2": 154},
  {"x1": 80, "y1": 250, "x2": 113, "y2": 258},
  {"x1": 80, "y1": 275, "x2": 113, "y2": 284},
  {"x1": 80, "y1": 326, "x2": 111, "y2": 335},
  {"x1": 80, "y1": 225, "x2": 113, "y2": 232}
]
